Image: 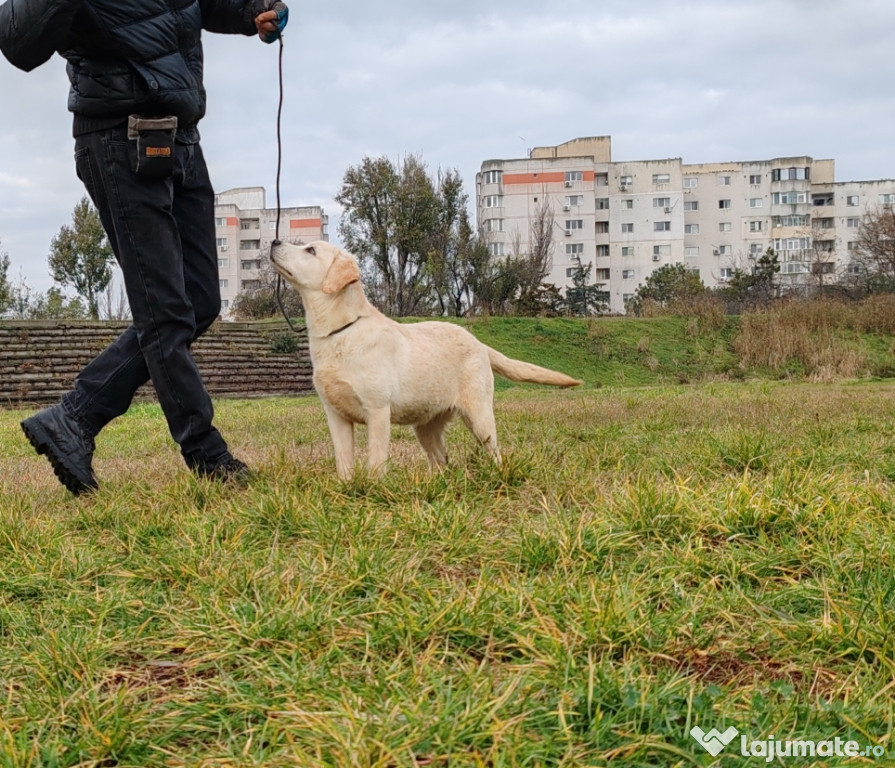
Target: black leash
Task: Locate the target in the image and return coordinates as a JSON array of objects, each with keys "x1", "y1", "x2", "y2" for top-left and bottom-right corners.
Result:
[{"x1": 271, "y1": 33, "x2": 300, "y2": 333}]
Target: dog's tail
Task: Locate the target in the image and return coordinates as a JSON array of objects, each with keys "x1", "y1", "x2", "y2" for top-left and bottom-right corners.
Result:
[{"x1": 486, "y1": 346, "x2": 582, "y2": 388}]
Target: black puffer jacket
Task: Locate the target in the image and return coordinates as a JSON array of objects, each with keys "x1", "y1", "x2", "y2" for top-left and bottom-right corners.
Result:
[{"x1": 0, "y1": 0, "x2": 262, "y2": 133}]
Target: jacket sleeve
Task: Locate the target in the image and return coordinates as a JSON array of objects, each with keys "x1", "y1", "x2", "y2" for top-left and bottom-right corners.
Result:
[
  {"x1": 200, "y1": 0, "x2": 262, "y2": 36},
  {"x1": 0, "y1": 0, "x2": 83, "y2": 72}
]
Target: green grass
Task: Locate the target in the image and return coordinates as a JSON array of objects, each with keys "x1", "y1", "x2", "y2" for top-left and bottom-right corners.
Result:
[{"x1": 1, "y1": 382, "x2": 895, "y2": 766}]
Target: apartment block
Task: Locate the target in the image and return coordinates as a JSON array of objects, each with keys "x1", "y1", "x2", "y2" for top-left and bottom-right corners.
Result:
[
  {"x1": 213, "y1": 187, "x2": 328, "y2": 318},
  {"x1": 476, "y1": 137, "x2": 895, "y2": 314}
]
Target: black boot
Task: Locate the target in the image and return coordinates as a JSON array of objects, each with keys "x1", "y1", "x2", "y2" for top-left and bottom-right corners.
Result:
[
  {"x1": 187, "y1": 451, "x2": 252, "y2": 484},
  {"x1": 21, "y1": 404, "x2": 98, "y2": 496}
]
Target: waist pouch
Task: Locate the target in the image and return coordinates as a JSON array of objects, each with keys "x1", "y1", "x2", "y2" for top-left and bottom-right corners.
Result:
[{"x1": 127, "y1": 115, "x2": 178, "y2": 179}]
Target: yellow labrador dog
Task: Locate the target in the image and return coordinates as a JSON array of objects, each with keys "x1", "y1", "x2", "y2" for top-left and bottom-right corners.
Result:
[{"x1": 270, "y1": 240, "x2": 581, "y2": 479}]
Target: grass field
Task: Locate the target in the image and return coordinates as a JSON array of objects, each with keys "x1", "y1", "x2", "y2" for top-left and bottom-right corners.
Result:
[{"x1": 1, "y1": 381, "x2": 894, "y2": 767}]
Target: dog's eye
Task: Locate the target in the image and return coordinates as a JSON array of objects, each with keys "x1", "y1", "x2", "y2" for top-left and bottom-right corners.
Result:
[{"x1": 306, "y1": 246, "x2": 316, "y2": 256}]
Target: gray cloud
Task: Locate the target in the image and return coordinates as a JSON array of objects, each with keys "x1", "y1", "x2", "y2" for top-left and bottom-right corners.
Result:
[{"x1": 3, "y1": 0, "x2": 895, "y2": 291}]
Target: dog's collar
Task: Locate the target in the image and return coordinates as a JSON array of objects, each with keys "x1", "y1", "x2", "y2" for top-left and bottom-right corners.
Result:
[{"x1": 326, "y1": 316, "x2": 362, "y2": 337}]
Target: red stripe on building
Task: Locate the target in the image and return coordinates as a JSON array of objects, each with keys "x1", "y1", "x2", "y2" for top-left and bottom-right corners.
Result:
[
  {"x1": 502, "y1": 171, "x2": 594, "y2": 185},
  {"x1": 290, "y1": 218, "x2": 323, "y2": 229},
  {"x1": 226, "y1": 217, "x2": 239, "y2": 227}
]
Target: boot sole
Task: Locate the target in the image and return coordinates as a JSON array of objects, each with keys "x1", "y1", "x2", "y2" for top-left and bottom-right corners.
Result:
[{"x1": 21, "y1": 417, "x2": 98, "y2": 496}]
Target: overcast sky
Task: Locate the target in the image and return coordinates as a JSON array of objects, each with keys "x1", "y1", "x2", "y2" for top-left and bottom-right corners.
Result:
[{"x1": 2, "y1": 0, "x2": 895, "y2": 293}]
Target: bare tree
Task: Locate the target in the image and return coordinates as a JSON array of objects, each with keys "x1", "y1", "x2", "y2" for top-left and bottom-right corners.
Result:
[{"x1": 853, "y1": 205, "x2": 895, "y2": 293}]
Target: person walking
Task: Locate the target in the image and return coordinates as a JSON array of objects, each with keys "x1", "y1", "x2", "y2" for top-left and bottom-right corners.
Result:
[{"x1": 0, "y1": 0, "x2": 289, "y2": 494}]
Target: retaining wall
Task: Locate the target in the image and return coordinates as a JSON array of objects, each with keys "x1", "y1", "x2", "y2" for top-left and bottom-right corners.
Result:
[{"x1": 0, "y1": 321, "x2": 313, "y2": 408}]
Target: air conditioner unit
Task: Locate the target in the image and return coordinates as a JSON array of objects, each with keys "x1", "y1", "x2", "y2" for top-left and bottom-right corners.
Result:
[
  {"x1": 564, "y1": 181, "x2": 573, "y2": 187},
  {"x1": 652, "y1": 255, "x2": 661, "y2": 262},
  {"x1": 664, "y1": 207, "x2": 672, "y2": 214},
  {"x1": 712, "y1": 249, "x2": 720, "y2": 256},
  {"x1": 563, "y1": 205, "x2": 571, "y2": 212},
  {"x1": 564, "y1": 230, "x2": 572, "y2": 237},
  {"x1": 219, "y1": 245, "x2": 228, "y2": 251},
  {"x1": 620, "y1": 183, "x2": 631, "y2": 191}
]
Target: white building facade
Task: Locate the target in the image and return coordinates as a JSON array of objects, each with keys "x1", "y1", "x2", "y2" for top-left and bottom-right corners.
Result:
[
  {"x1": 476, "y1": 137, "x2": 895, "y2": 314},
  {"x1": 213, "y1": 187, "x2": 328, "y2": 318}
]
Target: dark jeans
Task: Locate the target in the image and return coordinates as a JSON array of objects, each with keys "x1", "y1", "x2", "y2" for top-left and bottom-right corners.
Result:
[{"x1": 61, "y1": 126, "x2": 229, "y2": 465}]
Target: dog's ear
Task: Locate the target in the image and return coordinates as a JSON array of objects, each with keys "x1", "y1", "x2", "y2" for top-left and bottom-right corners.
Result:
[{"x1": 321, "y1": 254, "x2": 361, "y2": 295}]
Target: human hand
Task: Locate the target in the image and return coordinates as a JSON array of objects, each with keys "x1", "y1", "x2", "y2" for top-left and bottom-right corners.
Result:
[{"x1": 255, "y1": 3, "x2": 288, "y2": 43}]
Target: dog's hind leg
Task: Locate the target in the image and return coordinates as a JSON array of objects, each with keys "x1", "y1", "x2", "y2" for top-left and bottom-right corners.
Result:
[
  {"x1": 365, "y1": 406, "x2": 392, "y2": 477},
  {"x1": 414, "y1": 410, "x2": 453, "y2": 469},
  {"x1": 459, "y1": 402, "x2": 501, "y2": 465},
  {"x1": 324, "y1": 404, "x2": 355, "y2": 480}
]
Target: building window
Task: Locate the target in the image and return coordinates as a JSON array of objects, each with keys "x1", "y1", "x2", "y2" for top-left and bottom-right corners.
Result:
[
  {"x1": 619, "y1": 174, "x2": 633, "y2": 188},
  {"x1": 773, "y1": 191, "x2": 808, "y2": 205},
  {"x1": 749, "y1": 198, "x2": 763, "y2": 208},
  {"x1": 652, "y1": 173, "x2": 671, "y2": 184},
  {"x1": 484, "y1": 218, "x2": 504, "y2": 232},
  {"x1": 749, "y1": 174, "x2": 762, "y2": 185},
  {"x1": 683, "y1": 177, "x2": 698, "y2": 188},
  {"x1": 719, "y1": 199, "x2": 731, "y2": 209},
  {"x1": 621, "y1": 246, "x2": 634, "y2": 256},
  {"x1": 750, "y1": 243, "x2": 764, "y2": 255},
  {"x1": 653, "y1": 197, "x2": 671, "y2": 208},
  {"x1": 596, "y1": 244, "x2": 609, "y2": 257},
  {"x1": 774, "y1": 237, "x2": 811, "y2": 251},
  {"x1": 596, "y1": 221, "x2": 609, "y2": 234},
  {"x1": 565, "y1": 171, "x2": 583, "y2": 183},
  {"x1": 219, "y1": 279, "x2": 228, "y2": 288},
  {"x1": 566, "y1": 219, "x2": 584, "y2": 231},
  {"x1": 565, "y1": 267, "x2": 576, "y2": 278},
  {"x1": 483, "y1": 170, "x2": 503, "y2": 184},
  {"x1": 216, "y1": 237, "x2": 228, "y2": 250},
  {"x1": 622, "y1": 199, "x2": 634, "y2": 209},
  {"x1": 773, "y1": 215, "x2": 809, "y2": 227},
  {"x1": 685, "y1": 223, "x2": 699, "y2": 234},
  {"x1": 217, "y1": 258, "x2": 228, "y2": 268},
  {"x1": 241, "y1": 260, "x2": 261, "y2": 271},
  {"x1": 596, "y1": 173, "x2": 609, "y2": 187},
  {"x1": 487, "y1": 242, "x2": 504, "y2": 257},
  {"x1": 565, "y1": 195, "x2": 584, "y2": 207},
  {"x1": 719, "y1": 222, "x2": 732, "y2": 232},
  {"x1": 847, "y1": 217, "x2": 860, "y2": 228},
  {"x1": 684, "y1": 200, "x2": 698, "y2": 211},
  {"x1": 880, "y1": 194, "x2": 895, "y2": 205},
  {"x1": 221, "y1": 299, "x2": 229, "y2": 308},
  {"x1": 596, "y1": 198, "x2": 610, "y2": 210},
  {"x1": 847, "y1": 241, "x2": 858, "y2": 251},
  {"x1": 654, "y1": 244, "x2": 671, "y2": 257},
  {"x1": 239, "y1": 240, "x2": 260, "y2": 250},
  {"x1": 718, "y1": 175, "x2": 731, "y2": 186},
  {"x1": 685, "y1": 246, "x2": 699, "y2": 256},
  {"x1": 720, "y1": 267, "x2": 734, "y2": 279},
  {"x1": 749, "y1": 221, "x2": 763, "y2": 232},
  {"x1": 846, "y1": 195, "x2": 859, "y2": 206},
  {"x1": 622, "y1": 269, "x2": 635, "y2": 279},
  {"x1": 215, "y1": 217, "x2": 227, "y2": 227},
  {"x1": 241, "y1": 279, "x2": 261, "y2": 291},
  {"x1": 483, "y1": 195, "x2": 503, "y2": 208},
  {"x1": 566, "y1": 243, "x2": 584, "y2": 255},
  {"x1": 717, "y1": 245, "x2": 731, "y2": 255},
  {"x1": 772, "y1": 167, "x2": 810, "y2": 181},
  {"x1": 621, "y1": 222, "x2": 634, "y2": 233},
  {"x1": 654, "y1": 221, "x2": 671, "y2": 231}
]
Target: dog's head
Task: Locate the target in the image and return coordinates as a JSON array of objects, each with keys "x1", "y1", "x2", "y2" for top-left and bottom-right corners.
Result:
[{"x1": 270, "y1": 240, "x2": 360, "y2": 296}]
